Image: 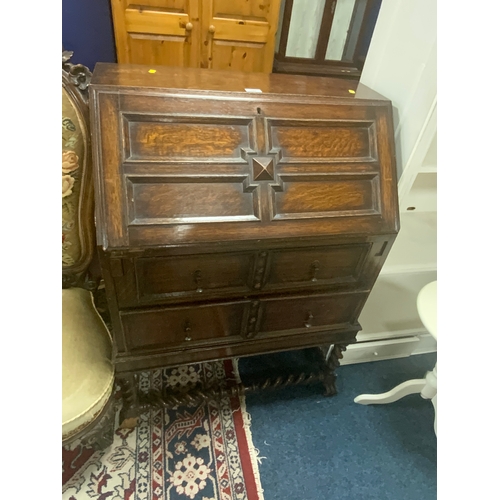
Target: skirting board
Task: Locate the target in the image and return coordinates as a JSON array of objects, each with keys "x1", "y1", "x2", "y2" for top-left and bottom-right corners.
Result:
[{"x1": 339, "y1": 331, "x2": 437, "y2": 365}]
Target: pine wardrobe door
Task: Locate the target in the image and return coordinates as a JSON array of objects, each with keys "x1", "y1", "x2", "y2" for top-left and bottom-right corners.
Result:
[
  {"x1": 110, "y1": 0, "x2": 201, "y2": 67},
  {"x1": 201, "y1": 0, "x2": 282, "y2": 72}
]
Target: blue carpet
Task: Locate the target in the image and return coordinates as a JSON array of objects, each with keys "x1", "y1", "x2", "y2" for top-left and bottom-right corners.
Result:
[{"x1": 239, "y1": 351, "x2": 437, "y2": 500}]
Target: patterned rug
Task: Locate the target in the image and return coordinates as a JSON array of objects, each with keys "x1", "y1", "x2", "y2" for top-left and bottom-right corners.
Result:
[{"x1": 63, "y1": 359, "x2": 264, "y2": 500}]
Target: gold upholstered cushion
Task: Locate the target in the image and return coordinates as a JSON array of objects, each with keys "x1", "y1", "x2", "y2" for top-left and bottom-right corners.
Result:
[{"x1": 62, "y1": 288, "x2": 114, "y2": 440}]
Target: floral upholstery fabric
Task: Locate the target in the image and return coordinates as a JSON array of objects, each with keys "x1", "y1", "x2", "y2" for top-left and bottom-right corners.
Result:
[{"x1": 62, "y1": 87, "x2": 85, "y2": 267}]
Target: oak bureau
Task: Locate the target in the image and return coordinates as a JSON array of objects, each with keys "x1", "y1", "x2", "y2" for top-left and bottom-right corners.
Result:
[{"x1": 89, "y1": 63, "x2": 399, "y2": 422}]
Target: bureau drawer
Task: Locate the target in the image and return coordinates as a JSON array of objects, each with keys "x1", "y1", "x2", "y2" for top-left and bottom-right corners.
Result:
[
  {"x1": 120, "y1": 300, "x2": 250, "y2": 352},
  {"x1": 132, "y1": 252, "x2": 255, "y2": 305},
  {"x1": 262, "y1": 244, "x2": 371, "y2": 291},
  {"x1": 259, "y1": 291, "x2": 367, "y2": 335}
]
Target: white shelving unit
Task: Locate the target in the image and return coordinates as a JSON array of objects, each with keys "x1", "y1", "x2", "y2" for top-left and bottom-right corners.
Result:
[
  {"x1": 397, "y1": 100, "x2": 437, "y2": 212},
  {"x1": 382, "y1": 212, "x2": 437, "y2": 275},
  {"x1": 341, "y1": 0, "x2": 437, "y2": 365}
]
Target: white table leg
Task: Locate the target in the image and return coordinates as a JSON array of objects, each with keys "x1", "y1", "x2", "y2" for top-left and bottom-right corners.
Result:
[
  {"x1": 354, "y1": 378, "x2": 426, "y2": 405},
  {"x1": 355, "y1": 362, "x2": 437, "y2": 436},
  {"x1": 420, "y1": 364, "x2": 437, "y2": 400},
  {"x1": 422, "y1": 363, "x2": 437, "y2": 435},
  {"x1": 431, "y1": 394, "x2": 437, "y2": 434}
]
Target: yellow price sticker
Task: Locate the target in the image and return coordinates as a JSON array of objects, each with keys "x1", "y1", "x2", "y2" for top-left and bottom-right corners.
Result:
[
  {"x1": 348, "y1": 89, "x2": 356, "y2": 94},
  {"x1": 148, "y1": 69, "x2": 157, "y2": 74}
]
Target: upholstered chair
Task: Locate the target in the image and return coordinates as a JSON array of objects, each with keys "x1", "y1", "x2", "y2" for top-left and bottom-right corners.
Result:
[{"x1": 62, "y1": 52, "x2": 116, "y2": 449}]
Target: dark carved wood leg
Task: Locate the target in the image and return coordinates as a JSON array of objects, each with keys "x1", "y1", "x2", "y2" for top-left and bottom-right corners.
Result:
[
  {"x1": 79, "y1": 400, "x2": 116, "y2": 451},
  {"x1": 118, "y1": 373, "x2": 145, "y2": 429},
  {"x1": 320, "y1": 344, "x2": 347, "y2": 396},
  {"x1": 63, "y1": 389, "x2": 119, "y2": 454},
  {"x1": 113, "y1": 346, "x2": 351, "y2": 416}
]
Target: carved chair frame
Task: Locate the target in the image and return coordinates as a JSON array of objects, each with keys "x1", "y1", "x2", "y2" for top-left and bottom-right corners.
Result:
[{"x1": 62, "y1": 51, "x2": 96, "y2": 289}]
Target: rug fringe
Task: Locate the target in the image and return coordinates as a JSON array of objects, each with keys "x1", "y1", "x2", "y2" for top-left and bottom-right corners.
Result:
[{"x1": 233, "y1": 358, "x2": 266, "y2": 500}]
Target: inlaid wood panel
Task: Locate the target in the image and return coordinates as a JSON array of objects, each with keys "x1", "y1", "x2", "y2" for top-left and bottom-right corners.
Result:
[
  {"x1": 271, "y1": 174, "x2": 380, "y2": 220},
  {"x1": 127, "y1": 176, "x2": 259, "y2": 224},
  {"x1": 268, "y1": 119, "x2": 375, "y2": 161},
  {"x1": 124, "y1": 115, "x2": 254, "y2": 162},
  {"x1": 276, "y1": 126, "x2": 369, "y2": 158}
]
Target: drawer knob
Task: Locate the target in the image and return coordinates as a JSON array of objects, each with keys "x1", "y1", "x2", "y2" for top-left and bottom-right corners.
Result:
[
  {"x1": 208, "y1": 24, "x2": 216, "y2": 33},
  {"x1": 304, "y1": 312, "x2": 313, "y2": 328},
  {"x1": 194, "y1": 270, "x2": 203, "y2": 293},
  {"x1": 185, "y1": 22, "x2": 193, "y2": 31},
  {"x1": 310, "y1": 261, "x2": 320, "y2": 282}
]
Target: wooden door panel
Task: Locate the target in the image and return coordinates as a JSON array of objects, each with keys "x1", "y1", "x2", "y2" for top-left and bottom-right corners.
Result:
[
  {"x1": 212, "y1": 0, "x2": 276, "y2": 19},
  {"x1": 126, "y1": 35, "x2": 188, "y2": 67},
  {"x1": 125, "y1": 7, "x2": 189, "y2": 36},
  {"x1": 202, "y1": 0, "x2": 282, "y2": 72},
  {"x1": 212, "y1": 19, "x2": 269, "y2": 44},
  {"x1": 111, "y1": 0, "x2": 199, "y2": 66},
  {"x1": 129, "y1": 0, "x2": 187, "y2": 8},
  {"x1": 211, "y1": 43, "x2": 267, "y2": 72}
]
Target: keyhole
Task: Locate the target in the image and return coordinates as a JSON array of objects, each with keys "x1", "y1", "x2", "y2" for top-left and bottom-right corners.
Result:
[{"x1": 257, "y1": 107, "x2": 262, "y2": 114}]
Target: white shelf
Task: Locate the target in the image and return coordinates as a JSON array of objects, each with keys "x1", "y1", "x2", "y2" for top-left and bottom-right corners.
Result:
[
  {"x1": 381, "y1": 211, "x2": 436, "y2": 275},
  {"x1": 421, "y1": 131, "x2": 437, "y2": 172},
  {"x1": 397, "y1": 100, "x2": 437, "y2": 204},
  {"x1": 403, "y1": 172, "x2": 437, "y2": 212},
  {"x1": 419, "y1": 165, "x2": 437, "y2": 174},
  {"x1": 358, "y1": 270, "x2": 437, "y2": 336}
]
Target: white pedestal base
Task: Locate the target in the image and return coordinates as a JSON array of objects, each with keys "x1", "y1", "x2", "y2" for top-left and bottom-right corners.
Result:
[{"x1": 354, "y1": 364, "x2": 437, "y2": 434}]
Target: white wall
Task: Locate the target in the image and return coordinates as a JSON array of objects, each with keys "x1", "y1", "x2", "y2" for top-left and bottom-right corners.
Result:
[
  {"x1": 342, "y1": 0, "x2": 437, "y2": 364},
  {"x1": 360, "y1": 0, "x2": 437, "y2": 180}
]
